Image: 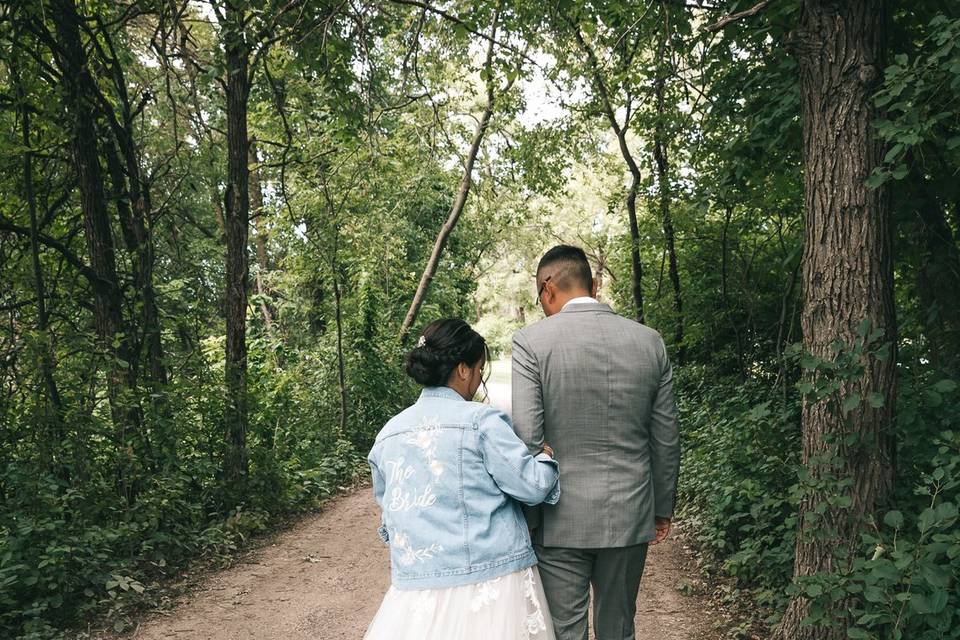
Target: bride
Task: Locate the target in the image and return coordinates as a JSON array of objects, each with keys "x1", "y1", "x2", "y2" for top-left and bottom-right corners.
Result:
[{"x1": 364, "y1": 318, "x2": 560, "y2": 640}]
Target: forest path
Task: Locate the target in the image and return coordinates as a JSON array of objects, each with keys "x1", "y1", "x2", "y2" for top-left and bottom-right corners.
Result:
[{"x1": 94, "y1": 487, "x2": 729, "y2": 640}]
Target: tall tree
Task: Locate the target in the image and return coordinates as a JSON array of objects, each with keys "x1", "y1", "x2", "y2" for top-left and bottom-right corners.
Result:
[
  {"x1": 215, "y1": 0, "x2": 253, "y2": 490},
  {"x1": 774, "y1": 2, "x2": 897, "y2": 637},
  {"x1": 11, "y1": 26, "x2": 64, "y2": 466},
  {"x1": 47, "y1": 0, "x2": 146, "y2": 502},
  {"x1": 249, "y1": 143, "x2": 275, "y2": 332},
  {"x1": 399, "y1": 7, "x2": 518, "y2": 341},
  {"x1": 652, "y1": 3, "x2": 684, "y2": 359},
  {"x1": 557, "y1": 6, "x2": 647, "y2": 322}
]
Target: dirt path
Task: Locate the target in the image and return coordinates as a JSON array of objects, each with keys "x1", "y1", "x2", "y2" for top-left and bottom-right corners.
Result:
[{"x1": 94, "y1": 488, "x2": 727, "y2": 640}]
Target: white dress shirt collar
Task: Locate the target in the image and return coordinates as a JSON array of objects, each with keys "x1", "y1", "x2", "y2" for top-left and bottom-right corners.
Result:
[{"x1": 562, "y1": 296, "x2": 599, "y2": 310}]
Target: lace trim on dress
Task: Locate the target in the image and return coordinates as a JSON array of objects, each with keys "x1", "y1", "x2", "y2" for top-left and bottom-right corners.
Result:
[
  {"x1": 522, "y1": 567, "x2": 548, "y2": 635},
  {"x1": 366, "y1": 568, "x2": 553, "y2": 640},
  {"x1": 469, "y1": 576, "x2": 502, "y2": 611}
]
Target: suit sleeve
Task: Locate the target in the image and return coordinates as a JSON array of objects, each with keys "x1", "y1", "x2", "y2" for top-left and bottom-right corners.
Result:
[
  {"x1": 511, "y1": 330, "x2": 545, "y2": 455},
  {"x1": 477, "y1": 405, "x2": 560, "y2": 506},
  {"x1": 650, "y1": 334, "x2": 681, "y2": 519}
]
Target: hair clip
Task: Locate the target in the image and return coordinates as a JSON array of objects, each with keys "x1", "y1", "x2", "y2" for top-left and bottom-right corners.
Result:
[{"x1": 416, "y1": 335, "x2": 427, "y2": 348}]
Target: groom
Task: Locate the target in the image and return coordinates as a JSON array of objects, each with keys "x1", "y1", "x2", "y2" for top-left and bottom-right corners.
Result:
[{"x1": 511, "y1": 245, "x2": 681, "y2": 640}]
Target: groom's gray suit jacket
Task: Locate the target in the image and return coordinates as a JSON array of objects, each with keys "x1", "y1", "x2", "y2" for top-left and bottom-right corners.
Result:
[{"x1": 511, "y1": 302, "x2": 680, "y2": 548}]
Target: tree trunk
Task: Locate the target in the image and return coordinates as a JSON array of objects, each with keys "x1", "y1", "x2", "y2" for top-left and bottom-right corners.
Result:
[
  {"x1": 96, "y1": 20, "x2": 169, "y2": 403},
  {"x1": 221, "y1": 3, "x2": 251, "y2": 490},
  {"x1": 653, "y1": 73, "x2": 683, "y2": 359},
  {"x1": 624, "y1": 162, "x2": 646, "y2": 324},
  {"x1": 775, "y1": 2, "x2": 896, "y2": 638},
  {"x1": 399, "y1": 9, "x2": 503, "y2": 342},
  {"x1": 565, "y1": 16, "x2": 645, "y2": 323},
  {"x1": 249, "y1": 143, "x2": 275, "y2": 331},
  {"x1": 593, "y1": 246, "x2": 606, "y2": 298},
  {"x1": 49, "y1": 0, "x2": 143, "y2": 502},
  {"x1": 17, "y1": 62, "x2": 65, "y2": 467},
  {"x1": 331, "y1": 250, "x2": 349, "y2": 441}
]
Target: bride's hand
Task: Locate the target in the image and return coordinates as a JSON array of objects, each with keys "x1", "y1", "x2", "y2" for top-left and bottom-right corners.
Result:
[{"x1": 541, "y1": 443, "x2": 555, "y2": 458}]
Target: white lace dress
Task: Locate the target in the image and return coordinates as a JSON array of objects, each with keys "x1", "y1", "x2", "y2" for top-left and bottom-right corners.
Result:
[{"x1": 363, "y1": 565, "x2": 555, "y2": 640}]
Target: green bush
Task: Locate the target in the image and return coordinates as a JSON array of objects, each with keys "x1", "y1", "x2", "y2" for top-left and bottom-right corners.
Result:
[
  {"x1": 676, "y1": 368, "x2": 800, "y2": 612},
  {"x1": 677, "y1": 356, "x2": 960, "y2": 636}
]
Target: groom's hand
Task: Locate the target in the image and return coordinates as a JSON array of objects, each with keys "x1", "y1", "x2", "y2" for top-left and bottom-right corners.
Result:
[{"x1": 651, "y1": 516, "x2": 672, "y2": 545}]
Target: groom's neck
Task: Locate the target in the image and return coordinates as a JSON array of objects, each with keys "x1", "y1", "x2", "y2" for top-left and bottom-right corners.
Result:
[{"x1": 555, "y1": 289, "x2": 592, "y2": 307}]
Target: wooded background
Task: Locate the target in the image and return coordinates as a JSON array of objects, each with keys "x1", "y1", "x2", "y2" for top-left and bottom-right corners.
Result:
[{"x1": 1, "y1": 1, "x2": 958, "y2": 638}]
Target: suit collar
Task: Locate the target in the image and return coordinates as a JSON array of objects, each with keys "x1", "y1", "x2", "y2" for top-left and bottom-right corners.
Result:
[{"x1": 557, "y1": 302, "x2": 615, "y2": 315}]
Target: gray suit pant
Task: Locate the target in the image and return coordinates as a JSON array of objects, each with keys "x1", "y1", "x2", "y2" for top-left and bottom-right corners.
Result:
[{"x1": 534, "y1": 543, "x2": 649, "y2": 640}]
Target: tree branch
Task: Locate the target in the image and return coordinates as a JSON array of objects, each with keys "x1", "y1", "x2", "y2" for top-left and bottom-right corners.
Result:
[
  {"x1": 387, "y1": 0, "x2": 536, "y2": 66},
  {"x1": 0, "y1": 217, "x2": 99, "y2": 283},
  {"x1": 704, "y1": 0, "x2": 773, "y2": 33}
]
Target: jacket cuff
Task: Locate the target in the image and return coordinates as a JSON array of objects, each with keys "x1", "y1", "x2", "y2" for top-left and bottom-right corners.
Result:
[{"x1": 534, "y1": 453, "x2": 561, "y2": 505}]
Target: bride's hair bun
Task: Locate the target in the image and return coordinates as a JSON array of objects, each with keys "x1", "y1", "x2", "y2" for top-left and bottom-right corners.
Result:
[{"x1": 406, "y1": 319, "x2": 488, "y2": 387}]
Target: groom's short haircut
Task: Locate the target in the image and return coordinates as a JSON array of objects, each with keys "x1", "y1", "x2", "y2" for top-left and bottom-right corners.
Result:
[{"x1": 537, "y1": 245, "x2": 593, "y2": 293}]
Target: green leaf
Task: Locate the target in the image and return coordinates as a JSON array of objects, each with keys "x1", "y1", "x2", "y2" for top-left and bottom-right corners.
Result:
[
  {"x1": 909, "y1": 593, "x2": 931, "y2": 614},
  {"x1": 918, "y1": 507, "x2": 937, "y2": 531},
  {"x1": 866, "y1": 392, "x2": 886, "y2": 408},
  {"x1": 841, "y1": 393, "x2": 862, "y2": 414},
  {"x1": 933, "y1": 379, "x2": 957, "y2": 394},
  {"x1": 864, "y1": 585, "x2": 886, "y2": 602},
  {"x1": 883, "y1": 143, "x2": 903, "y2": 163},
  {"x1": 883, "y1": 510, "x2": 903, "y2": 529},
  {"x1": 865, "y1": 170, "x2": 888, "y2": 189},
  {"x1": 929, "y1": 588, "x2": 949, "y2": 614}
]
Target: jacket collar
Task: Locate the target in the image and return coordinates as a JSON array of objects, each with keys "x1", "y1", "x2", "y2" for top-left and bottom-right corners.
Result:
[
  {"x1": 419, "y1": 386, "x2": 466, "y2": 402},
  {"x1": 558, "y1": 302, "x2": 615, "y2": 315}
]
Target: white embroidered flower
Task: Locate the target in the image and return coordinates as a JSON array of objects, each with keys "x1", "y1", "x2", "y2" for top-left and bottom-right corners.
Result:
[
  {"x1": 429, "y1": 459, "x2": 444, "y2": 477},
  {"x1": 469, "y1": 577, "x2": 502, "y2": 612},
  {"x1": 392, "y1": 529, "x2": 443, "y2": 566},
  {"x1": 526, "y1": 609, "x2": 547, "y2": 635},
  {"x1": 414, "y1": 430, "x2": 434, "y2": 449}
]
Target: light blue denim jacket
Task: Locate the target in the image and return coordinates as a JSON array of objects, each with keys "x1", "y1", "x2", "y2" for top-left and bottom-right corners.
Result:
[{"x1": 367, "y1": 386, "x2": 560, "y2": 590}]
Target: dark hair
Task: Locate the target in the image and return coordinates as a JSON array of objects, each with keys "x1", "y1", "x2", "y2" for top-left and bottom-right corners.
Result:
[
  {"x1": 537, "y1": 244, "x2": 593, "y2": 293},
  {"x1": 405, "y1": 318, "x2": 490, "y2": 388}
]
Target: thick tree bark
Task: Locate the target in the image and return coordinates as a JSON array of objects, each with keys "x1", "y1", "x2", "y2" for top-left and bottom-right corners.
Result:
[
  {"x1": 49, "y1": 0, "x2": 143, "y2": 501},
  {"x1": 221, "y1": 2, "x2": 252, "y2": 489},
  {"x1": 775, "y1": 2, "x2": 896, "y2": 638},
  {"x1": 399, "y1": 10, "x2": 504, "y2": 342}
]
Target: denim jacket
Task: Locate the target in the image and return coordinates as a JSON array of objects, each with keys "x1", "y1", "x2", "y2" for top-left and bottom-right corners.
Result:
[{"x1": 367, "y1": 386, "x2": 560, "y2": 590}]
